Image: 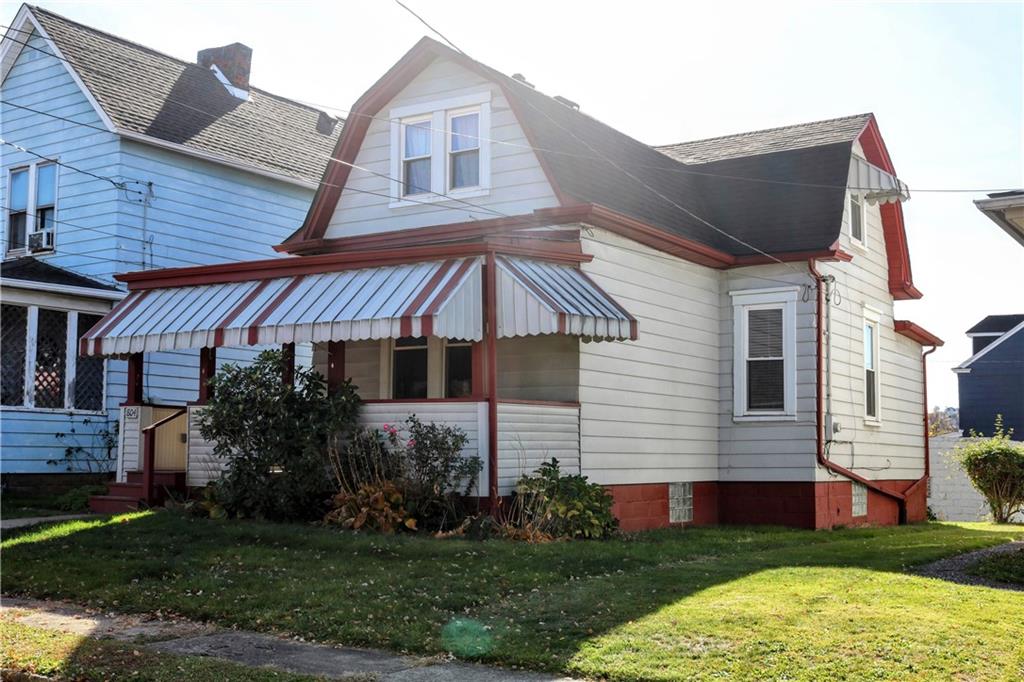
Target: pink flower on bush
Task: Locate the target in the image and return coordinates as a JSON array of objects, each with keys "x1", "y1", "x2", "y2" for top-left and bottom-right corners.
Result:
[{"x1": 407, "y1": 439, "x2": 416, "y2": 448}]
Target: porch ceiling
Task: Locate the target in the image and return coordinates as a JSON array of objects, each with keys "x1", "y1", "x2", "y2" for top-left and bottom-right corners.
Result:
[{"x1": 81, "y1": 255, "x2": 637, "y2": 357}]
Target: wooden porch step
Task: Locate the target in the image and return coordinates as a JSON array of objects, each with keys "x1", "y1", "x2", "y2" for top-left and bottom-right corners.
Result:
[{"x1": 88, "y1": 495, "x2": 141, "y2": 514}]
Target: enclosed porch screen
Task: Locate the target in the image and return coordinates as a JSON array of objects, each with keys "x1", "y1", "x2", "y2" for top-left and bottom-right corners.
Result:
[{"x1": 82, "y1": 256, "x2": 636, "y2": 357}]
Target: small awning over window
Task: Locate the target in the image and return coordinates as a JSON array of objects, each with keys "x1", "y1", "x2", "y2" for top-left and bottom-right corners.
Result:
[
  {"x1": 849, "y1": 156, "x2": 909, "y2": 204},
  {"x1": 82, "y1": 256, "x2": 637, "y2": 356},
  {"x1": 82, "y1": 258, "x2": 483, "y2": 356},
  {"x1": 496, "y1": 256, "x2": 636, "y2": 340}
]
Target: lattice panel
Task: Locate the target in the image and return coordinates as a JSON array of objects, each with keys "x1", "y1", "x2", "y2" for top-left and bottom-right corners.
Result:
[
  {"x1": 74, "y1": 313, "x2": 105, "y2": 411},
  {"x1": 34, "y1": 308, "x2": 67, "y2": 409},
  {"x1": 1, "y1": 304, "x2": 27, "y2": 406}
]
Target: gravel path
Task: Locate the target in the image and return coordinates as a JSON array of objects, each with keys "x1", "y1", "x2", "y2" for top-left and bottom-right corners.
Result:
[{"x1": 913, "y1": 541, "x2": 1024, "y2": 591}]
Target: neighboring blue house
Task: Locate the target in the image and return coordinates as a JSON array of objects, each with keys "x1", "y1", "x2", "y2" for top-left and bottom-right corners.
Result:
[
  {"x1": 953, "y1": 314, "x2": 1024, "y2": 436},
  {"x1": 0, "y1": 4, "x2": 339, "y2": 482}
]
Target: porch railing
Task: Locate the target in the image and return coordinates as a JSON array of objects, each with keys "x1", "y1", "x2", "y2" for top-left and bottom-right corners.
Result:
[{"x1": 140, "y1": 407, "x2": 187, "y2": 505}]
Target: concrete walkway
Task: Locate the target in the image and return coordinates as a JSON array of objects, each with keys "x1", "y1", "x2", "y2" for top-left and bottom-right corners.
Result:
[
  {"x1": 1, "y1": 597, "x2": 577, "y2": 681},
  {"x1": 1, "y1": 513, "x2": 91, "y2": 530}
]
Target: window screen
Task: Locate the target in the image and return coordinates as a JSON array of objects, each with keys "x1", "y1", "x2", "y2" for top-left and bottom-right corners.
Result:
[
  {"x1": 1, "y1": 304, "x2": 27, "y2": 405},
  {"x1": 393, "y1": 336, "x2": 428, "y2": 399},
  {"x1": 850, "y1": 194, "x2": 863, "y2": 243},
  {"x1": 449, "y1": 112, "x2": 480, "y2": 189},
  {"x1": 747, "y1": 308, "x2": 784, "y2": 411},
  {"x1": 403, "y1": 120, "x2": 431, "y2": 196},
  {"x1": 74, "y1": 313, "x2": 105, "y2": 411},
  {"x1": 864, "y1": 322, "x2": 878, "y2": 418},
  {"x1": 445, "y1": 341, "x2": 473, "y2": 398},
  {"x1": 34, "y1": 308, "x2": 67, "y2": 408}
]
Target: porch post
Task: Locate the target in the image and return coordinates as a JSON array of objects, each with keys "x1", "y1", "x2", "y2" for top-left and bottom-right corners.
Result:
[
  {"x1": 198, "y1": 347, "x2": 216, "y2": 404},
  {"x1": 281, "y1": 342, "x2": 295, "y2": 386},
  {"x1": 327, "y1": 340, "x2": 346, "y2": 394},
  {"x1": 124, "y1": 352, "x2": 144, "y2": 405},
  {"x1": 484, "y1": 251, "x2": 499, "y2": 508}
]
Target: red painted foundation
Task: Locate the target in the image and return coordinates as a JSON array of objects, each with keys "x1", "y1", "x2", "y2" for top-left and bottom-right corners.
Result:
[{"x1": 605, "y1": 478, "x2": 926, "y2": 531}]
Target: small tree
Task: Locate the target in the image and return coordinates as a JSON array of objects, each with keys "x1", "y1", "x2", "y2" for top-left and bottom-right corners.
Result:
[
  {"x1": 199, "y1": 350, "x2": 361, "y2": 521},
  {"x1": 956, "y1": 416, "x2": 1024, "y2": 523}
]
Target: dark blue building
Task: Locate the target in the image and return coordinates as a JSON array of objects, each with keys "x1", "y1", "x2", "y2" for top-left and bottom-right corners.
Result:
[{"x1": 955, "y1": 314, "x2": 1024, "y2": 436}]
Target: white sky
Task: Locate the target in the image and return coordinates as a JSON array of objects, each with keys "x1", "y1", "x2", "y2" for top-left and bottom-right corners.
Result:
[{"x1": 9, "y1": 0, "x2": 1024, "y2": 408}]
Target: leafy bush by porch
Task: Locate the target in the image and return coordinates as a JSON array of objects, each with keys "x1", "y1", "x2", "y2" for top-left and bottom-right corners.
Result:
[
  {"x1": 503, "y1": 458, "x2": 617, "y2": 540},
  {"x1": 957, "y1": 416, "x2": 1024, "y2": 523},
  {"x1": 199, "y1": 350, "x2": 361, "y2": 521}
]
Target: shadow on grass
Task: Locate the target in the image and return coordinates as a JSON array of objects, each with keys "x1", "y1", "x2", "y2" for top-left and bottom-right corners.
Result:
[{"x1": 3, "y1": 513, "x2": 1022, "y2": 679}]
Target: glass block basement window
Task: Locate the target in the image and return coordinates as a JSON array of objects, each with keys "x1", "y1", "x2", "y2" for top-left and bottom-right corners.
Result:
[
  {"x1": 669, "y1": 482, "x2": 693, "y2": 523},
  {"x1": 852, "y1": 481, "x2": 868, "y2": 517}
]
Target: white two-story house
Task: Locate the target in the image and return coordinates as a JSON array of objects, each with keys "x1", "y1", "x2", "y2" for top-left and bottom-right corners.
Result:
[{"x1": 78, "y1": 37, "x2": 940, "y2": 529}]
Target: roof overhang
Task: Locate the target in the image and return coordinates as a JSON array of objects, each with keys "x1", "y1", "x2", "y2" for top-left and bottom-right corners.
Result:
[
  {"x1": 83, "y1": 252, "x2": 636, "y2": 356},
  {"x1": 952, "y1": 319, "x2": 1024, "y2": 372},
  {"x1": 974, "y1": 193, "x2": 1024, "y2": 247},
  {"x1": 0, "y1": 276, "x2": 126, "y2": 301},
  {"x1": 894, "y1": 320, "x2": 944, "y2": 347},
  {"x1": 849, "y1": 155, "x2": 909, "y2": 205}
]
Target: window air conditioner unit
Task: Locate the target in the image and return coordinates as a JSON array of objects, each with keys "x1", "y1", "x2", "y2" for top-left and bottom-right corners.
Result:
[{"x1": 28, "y1": 230, "x2": 55, "y2": 253}]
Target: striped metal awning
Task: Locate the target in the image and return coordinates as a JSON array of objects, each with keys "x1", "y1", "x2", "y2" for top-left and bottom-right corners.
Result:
[
  {"x1": 496, "y1": 256, "x2": 636, "y2": 340},
  {"x1": 82, "y1": 256, "x2": 636, "y2": 356},
  {"x1": 849, "y1": 156, "x2": 909, "y2": 205}
]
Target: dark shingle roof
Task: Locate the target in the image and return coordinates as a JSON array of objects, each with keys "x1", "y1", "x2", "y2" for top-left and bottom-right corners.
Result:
[
  {"x1": 655, "y1": 114, "x2": 872, "y2": 164},
  {"x1": 1, "y1": 256, "x2": 120, "y2": 290},
  {"x1": 967, "y1": 314, "x2": 1024, "y2": 335},
  {"x1": 28, "y1": 5, "x2": 341, "y2": 184},
  {"x1": 487, "y1": 61, "x2": 867, "y2": 256}
]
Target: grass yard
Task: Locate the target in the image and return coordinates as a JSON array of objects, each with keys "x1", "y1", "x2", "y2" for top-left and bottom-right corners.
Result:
[
  {"x1": 3, "y1": 513, "x2": 1023, "y2": 681},
  {"x1": 1, "y1": 494, "x2": 70, "y2": 519},
  {"x1": 0, "y1": 619, "x2": 328, "y2": 681},
  {"x1": 968, "y1": 546, "x2": 1024, "y2": 586}
]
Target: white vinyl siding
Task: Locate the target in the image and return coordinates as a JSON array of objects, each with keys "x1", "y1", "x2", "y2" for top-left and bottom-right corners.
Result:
[
  {"x1": 325, "y1": 58, "x2": 558, "y2": 238},
  {"x1": 579, "y1": 228, "x2": 720, "y2": 485}
]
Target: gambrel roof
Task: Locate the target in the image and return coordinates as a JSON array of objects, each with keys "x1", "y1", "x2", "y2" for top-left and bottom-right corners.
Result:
[
  {"x1": 289, "y1": 38, "x2": 920, "y2": 298},
  {"x1": 3, "y1": 5, "x2": 341, "y2": 185}
]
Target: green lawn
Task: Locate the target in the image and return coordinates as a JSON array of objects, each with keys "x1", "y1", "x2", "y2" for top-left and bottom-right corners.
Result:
[
  {"x1": 1, "y1": 494, "x2": 70, "y2": 519},
  {"x1": 3, "y1": 512, "x2": 1023, "y2": 681},
  {"x1": 968, "y1": 546, "x2": 1024, "y2": 586},
  {"x1": 0, "y1": 620, "x2": 329, "y2": 681}
]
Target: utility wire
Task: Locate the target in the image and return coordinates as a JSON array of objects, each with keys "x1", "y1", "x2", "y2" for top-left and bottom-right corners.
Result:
[
  {"x1": 392, "y1": 1, "x2": 465, "y2": 55},
  {"x1": 0, "y1": 138, "x2": 137, "y2": 192}
]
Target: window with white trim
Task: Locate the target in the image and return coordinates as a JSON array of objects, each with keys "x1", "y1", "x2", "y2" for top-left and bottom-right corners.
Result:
[
  {"x1": 389, "y1": 92, "x2": 491, "y2": 206},
  {"x1": 7, "y1": 162, "x2": 57, "y2": 254},
  {"x1": 849, "y1": 193, "x2": 865, "y2": 246},
  {"x1": 0, "y1": 304, "x2": 105, "y2": 412},
  {"x1": 863, "y1": 308, "x2": 881, "y2": 422},
  {"x1": 731, "y1": 288, "x2": 798, "y2": 418}
]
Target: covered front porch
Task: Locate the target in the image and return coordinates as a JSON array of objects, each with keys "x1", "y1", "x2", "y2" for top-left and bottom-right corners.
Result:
[{"x1": 82, "y1": 249, "x2": 636, "y2": 510}]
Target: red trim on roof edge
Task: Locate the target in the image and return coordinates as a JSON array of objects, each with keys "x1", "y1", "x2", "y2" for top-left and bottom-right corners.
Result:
[
  {"x1": 856, "y1": 116, "x2": 921, "y2": 300},
  {"x1": 894, "y1": 320, "x2": 944, "y2": 347}
]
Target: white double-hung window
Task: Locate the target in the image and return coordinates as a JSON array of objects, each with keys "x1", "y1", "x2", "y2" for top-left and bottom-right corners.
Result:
[
  {"x1": 863, "y1": 306, "x2": 881, "y2": 423},
  {"x1": 731, "y1": 287, "x2": 798, "y2": 419},
  {"x1": 7, "y1": 162, "x2": 57, "y2": 254},
  {"x1": 390, "y1": 91, "x2": 491, "y2": 206}
]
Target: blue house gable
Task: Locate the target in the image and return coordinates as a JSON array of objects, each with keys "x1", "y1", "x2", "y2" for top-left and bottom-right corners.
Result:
[
  {"x1": 0, "y1": 4, "x2": 340, "y2": 477},
  {"x1": 955, "y1": 315, "x2": 1024, "y2": 436}
]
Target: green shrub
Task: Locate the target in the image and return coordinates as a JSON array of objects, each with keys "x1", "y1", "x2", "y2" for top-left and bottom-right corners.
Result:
[
  {"x1": 199, "y1": 350, "x2": 361, "y2": 522},
  {"x1": 956, "y1": 416, "x2": 1024, "y2": 523},
  {"x1": 510, "y1": 458, "x2": 617, "y2": 539},
  {"x1": 53, "y1": 484, "x2": 108, "y2": 512}
]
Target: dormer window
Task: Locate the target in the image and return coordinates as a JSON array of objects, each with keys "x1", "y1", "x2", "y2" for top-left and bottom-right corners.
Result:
[
  {"x1": 849, "y1": 193, "x2": 865, "y2": 246},
  {"x1": 389, "y1": 92, "x2": 491, "y2": 207}
]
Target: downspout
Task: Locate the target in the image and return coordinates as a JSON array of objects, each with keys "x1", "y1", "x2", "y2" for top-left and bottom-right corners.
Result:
[
  {"x1": 899, "y1": 345, "x2": 937, "y2": 521},
  {"x1": 808, "y1": 259, "x2": 907, "y2": 519}
]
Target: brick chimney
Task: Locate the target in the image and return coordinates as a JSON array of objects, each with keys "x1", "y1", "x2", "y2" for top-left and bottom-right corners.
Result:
[{"x1": 197, "y1": 43, "x2": 252, "y2": 90}]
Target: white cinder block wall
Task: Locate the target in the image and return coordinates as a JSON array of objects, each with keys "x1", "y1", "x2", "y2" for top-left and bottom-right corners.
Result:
[{"x1": 928, "y1": 434, "x2": 1023, "y2": 522}]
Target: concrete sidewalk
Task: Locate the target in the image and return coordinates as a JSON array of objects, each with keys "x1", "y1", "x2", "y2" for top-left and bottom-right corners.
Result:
[
  {"x1": 1, "y1": 597, "x2": 577, "y2": 681},
  {"x1": 1, "y1": 513, "x2": 91, "y2": 530}
]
